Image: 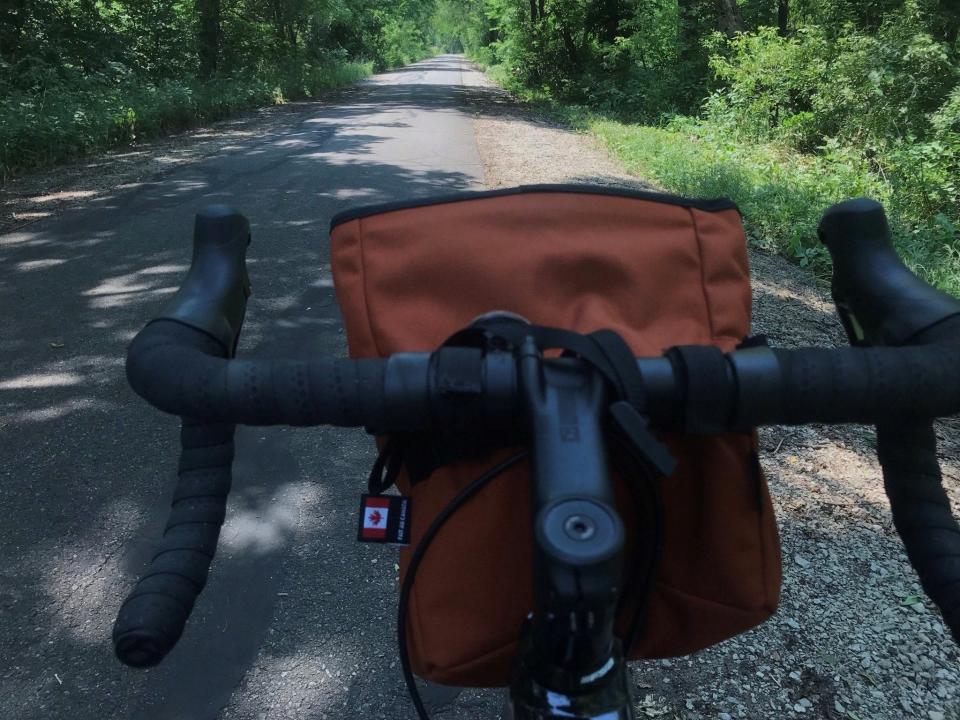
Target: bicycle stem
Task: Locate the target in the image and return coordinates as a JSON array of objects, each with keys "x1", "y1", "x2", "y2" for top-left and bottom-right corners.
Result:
[{"x1": 509, "y1": 339, "x2": 635, "y2": 718}]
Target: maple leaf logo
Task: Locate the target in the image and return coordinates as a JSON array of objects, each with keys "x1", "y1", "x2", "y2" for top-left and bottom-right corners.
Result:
[{"x1": 368, "y1": 510, "x2": 383, "y2": 526}]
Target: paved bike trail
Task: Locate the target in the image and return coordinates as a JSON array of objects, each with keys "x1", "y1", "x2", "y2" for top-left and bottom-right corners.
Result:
[{"x1": 0, "y1": 56, "x2": 494, "y2": 719}]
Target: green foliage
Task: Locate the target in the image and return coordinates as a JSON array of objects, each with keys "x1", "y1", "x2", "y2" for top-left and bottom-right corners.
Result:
[
  {"x1": 706, "y1": 8, "x2": 957, "y2": 151},
  {"x1": 456, "y1": 0, "x2": 960, "y2": 291},
  {"x1": 704, "y1": 26, "x2": 831, "y2": 149},
  {"x1": 696, "y1": 2, "x2": 960, "y2": 289},
  {"x1": 591, "y1": 115, "x2": 882, "y2": 257},
  {"x1": 586, "y1": 114, "x2": 959, "y2": 294},
  {"x1": 0, "y1": 61, "x2": 372, "y2": 180},
  {"x1": 379, "y1": 16, "x2": 433, "y2": 68},
  {"x1": 0, "y1": 0, "x2": 429, "y2": 179},
  {"x1": 432, "y1": 0, "x2": 479, "y2": 51}
]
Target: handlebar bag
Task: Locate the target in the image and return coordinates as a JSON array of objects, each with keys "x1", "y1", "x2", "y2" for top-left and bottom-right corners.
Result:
[{"x1": 329, "y1": 185, "x2": 781, "y2": 686}]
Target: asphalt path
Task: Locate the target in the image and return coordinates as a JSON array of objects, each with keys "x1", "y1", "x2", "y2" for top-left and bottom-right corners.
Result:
[{"x1": 0, "y1": 56, "x2": 498, "y2": 719}]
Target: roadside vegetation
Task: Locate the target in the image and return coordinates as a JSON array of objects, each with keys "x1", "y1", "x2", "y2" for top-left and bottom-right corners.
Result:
[
  {"x1": 437, "y1": 0, "x2": 960, "y2": 293},
  {"x1": 0, "y1": 1, "x2": 436, "y2": 180},
  {"x1": 5, "y1": 1, "x2": 959, "y2": 291}
]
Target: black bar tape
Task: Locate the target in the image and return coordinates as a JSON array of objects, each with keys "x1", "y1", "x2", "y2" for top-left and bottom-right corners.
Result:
[
  {"x1": 771, "y1": 344, "x2": 960, "y2": 425},
  {"x1": 129, "y1": 322, "x2": 960, "y2": 432},
  {"x1": 126, "y1": 320, "x2": 390, "y2": 428},
  {"x1": 113, "y1": 418, "x2": 235, "y2": 667},
  {"x1": 877, "y1": 422, "x2": 960, "y2": 643}
]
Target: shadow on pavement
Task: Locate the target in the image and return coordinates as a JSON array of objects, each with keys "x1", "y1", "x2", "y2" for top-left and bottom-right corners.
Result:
[{"x1": 0, "y1": 55, "x2": 489, "y2": 720}]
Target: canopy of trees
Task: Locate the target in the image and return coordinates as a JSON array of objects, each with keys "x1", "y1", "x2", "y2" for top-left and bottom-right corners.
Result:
[
  {"x1": 0, "y1": 0, "x2": 434, "y2": 85},
  {"x1": 449, "y1": 0, "x2": 959, "y2": 123}
]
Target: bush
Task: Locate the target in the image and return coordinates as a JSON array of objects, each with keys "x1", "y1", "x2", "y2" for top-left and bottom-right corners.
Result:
[
  {"x1": 585, "y1": 114, "x2": 960, "y2": 294},
  {"x1": 0, "y1": 61, "x2": 372, "y2": 180},
  {"x1": 705, "y1": 26, "x2": 831, "y2": 150},
  {"x1": 696, "y1": 5, "x2": 960, "y2": 284},
  {"x1": 707, "y1": 10, "x2": 957, "y2": 152}
]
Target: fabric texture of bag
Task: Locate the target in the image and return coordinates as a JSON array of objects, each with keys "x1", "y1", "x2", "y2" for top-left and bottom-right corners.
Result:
[{"x1": 329, "y1": 185, "x2": 782, "y2": 687}]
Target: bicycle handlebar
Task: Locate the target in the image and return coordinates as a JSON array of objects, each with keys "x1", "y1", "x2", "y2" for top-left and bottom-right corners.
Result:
[
  {"x1": 123, "y1": 319, "x2": 960, "y2": 430},
  {"x1": 818, "y1": 199, "x2": 960, "y2": 649},
  {"x1": 113, "y1": 199, "x2": 960, "y2": 672}
]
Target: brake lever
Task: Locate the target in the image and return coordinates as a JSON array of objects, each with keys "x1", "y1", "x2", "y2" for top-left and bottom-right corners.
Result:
[
  {"x1": 159, "y1": 205, "x2": 252, "y2": 357},
  {"x1": 818, "y1": 198, "x2": 960, "y2": 347}
]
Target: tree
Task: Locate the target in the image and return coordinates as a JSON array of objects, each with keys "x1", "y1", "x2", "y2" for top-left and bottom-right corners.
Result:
[
  {"x1": 931, "y1": 0, "x2": 960, "y2": 43},
  {"x1": 716, "y1": 0, "x2": 745, "y2": 35},
  {"x1": 0, "y1": 0, "x2": 29, "y2": 61},
  {"x1": 778, "y1": 0, "x2": 789, "y2": 35},
  {"x1": 197, "y1": 0, "x2": 221, "y2": 78}
]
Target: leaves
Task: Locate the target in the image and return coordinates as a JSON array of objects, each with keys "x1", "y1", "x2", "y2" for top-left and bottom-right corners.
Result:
[{"x1": 0, "y1": 0, "x2": 430, "y2": 179}]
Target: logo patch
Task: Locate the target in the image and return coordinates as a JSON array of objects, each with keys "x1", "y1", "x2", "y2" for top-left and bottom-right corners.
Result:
[{"x1": 357, "y1": 494, "x2": 412, "y2": 545}]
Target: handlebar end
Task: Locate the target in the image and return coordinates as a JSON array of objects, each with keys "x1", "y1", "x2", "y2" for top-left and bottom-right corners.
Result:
[
  {"x1": 114, "y1": 630, "x2": 168, "y2": 669},
  {"x1": 113, "y1": 578, "x2": 193, "y2": 668}
]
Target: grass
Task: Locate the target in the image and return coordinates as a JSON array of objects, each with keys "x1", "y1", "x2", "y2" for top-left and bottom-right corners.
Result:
[
  {"x1": 586, "y1": 116, "x2": 882, "y2": 274},
  {"x1": 475, "y1": 59, "x2": 960, "y2": 295},
  {"x1": 584, "y1": 114, "x2": 960, "y2": 294},
  {"x1": 0, "y1": 61, "x2": 373, "y2": 182}
]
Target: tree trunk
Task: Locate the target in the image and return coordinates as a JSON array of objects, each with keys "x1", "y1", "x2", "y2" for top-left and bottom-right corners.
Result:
[
  {"x1": 677, "y1": 0, "x2": 698, "y2": 50},
  {"x1": 778, "y1": 0, "x2": 789, "y2": 36},
  {"x1": 197, "y1": 0, "x2": 220, "y2": 79},
  {"x1": 588, "y1": 0, "x2": 623, "y2": 43},
  {"x1": 935, "y1": 2, "x2": 960, "y2": 43},
  {"x1": 538, "y1": 0, "x2": 546, "y2": 19},
  {"x1": 271, "y1": 1, "x2": 286, "y2": 47},
  {"x1": 560, "y1": 27, "x2": 580, "y2": 69},
  {"x1": 530, "y1": 0, "x2": 538, "y2": 23},
  {"x1": 0, "y1": 0, "x2": 28, "y2": 61},
  {"x1": 716, "y1": 0, "x2": 745, "y2": 35}
]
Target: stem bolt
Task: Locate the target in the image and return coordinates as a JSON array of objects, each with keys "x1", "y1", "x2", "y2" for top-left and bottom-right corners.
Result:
[{"x1": 563, "y1": 514, "x2": 596, "y2": 541}]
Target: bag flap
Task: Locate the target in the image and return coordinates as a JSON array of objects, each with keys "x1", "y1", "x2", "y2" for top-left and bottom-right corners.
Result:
[{"x1": 330, "y1": 186, "x2": 751, "y2": 358}]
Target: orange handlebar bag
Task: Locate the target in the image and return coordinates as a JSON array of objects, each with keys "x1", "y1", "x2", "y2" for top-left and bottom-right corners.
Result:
[{"x1": 329, "y1": 186, "x2": 781, "y2": 686}]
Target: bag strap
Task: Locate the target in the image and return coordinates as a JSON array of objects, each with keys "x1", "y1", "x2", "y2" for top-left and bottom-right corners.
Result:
[
  {"x1": 607, "y1": 426, "x2": 664, "y2": 653},
  {"x1": 450, "y1": 318, "x2": 644, "y2": 409},
  {"x1": 369, "y1": 317, "x2": 676, "y2": 494},
  {"x1": 368, "y1": 435, "x2": 406, "y2": 495}
]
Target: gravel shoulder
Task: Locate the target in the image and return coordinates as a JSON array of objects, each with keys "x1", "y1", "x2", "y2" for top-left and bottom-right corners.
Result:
[{"x1": 468, "y1": 67, "x2": 960, "y2": 720}]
